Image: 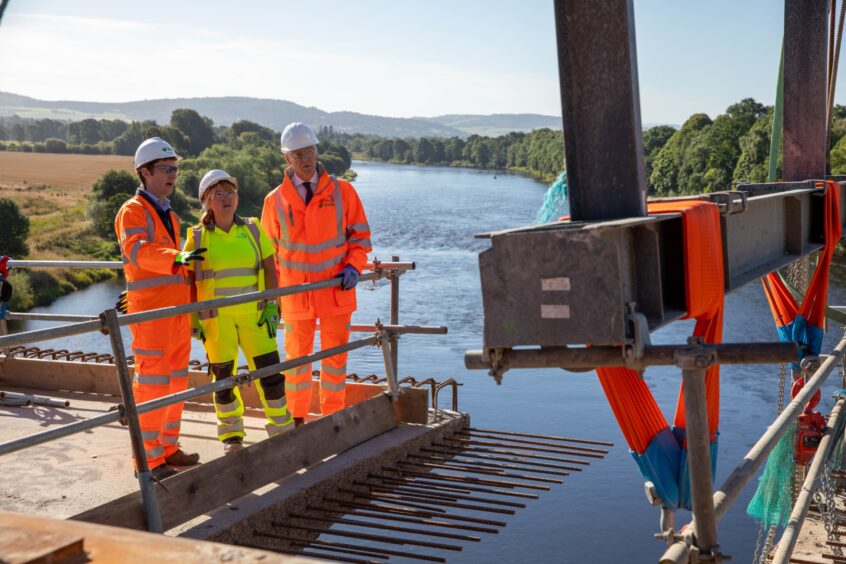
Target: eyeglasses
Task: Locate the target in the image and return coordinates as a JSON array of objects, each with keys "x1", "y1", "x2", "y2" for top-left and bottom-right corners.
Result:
[
  {"x1": 153, "y1": 165, "x2": 179, "y2": 174},
  {"x1": 212, "y1": 191, "x2": 237, "y2": 200},
  {"x1": 288, "y1": 147, "x2": 317, "y2": 161}
]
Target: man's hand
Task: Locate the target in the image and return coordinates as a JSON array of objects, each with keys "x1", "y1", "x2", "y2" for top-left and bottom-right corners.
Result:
[
  {"x1": 258, "y1": 302, "x2": 279, "y2": 339},
  {"x1": 115, "y1": 290, "x2": 128, "y2": 314},
  {"x1": 174, "y1": 248, "x2": 207, "y2": 266},
  {"x1": 337, "y1": 265, "x2": 359, "y2": 290},
  {"x1": 191, "y1": 313, "x2": 206, "y2": 342}
]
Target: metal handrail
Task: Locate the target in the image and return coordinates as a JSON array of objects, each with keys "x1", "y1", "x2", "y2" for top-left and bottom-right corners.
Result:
[
  {"x1": 0, "y1": 264, "x2": 414, "y2": 349},
  {"x1": 660, "y1": 333, "x2": 846, "y2": 563},
  {"x1": 0, "y1": 332, "x2": 380, "y2": 458}
]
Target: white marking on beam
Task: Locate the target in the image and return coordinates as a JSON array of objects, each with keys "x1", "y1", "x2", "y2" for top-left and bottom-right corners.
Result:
[
  {"x1": 541, "y1": 277, "x2": 571, "y2": 291},
  {"x1": 541, "y1": 305, "x2": 570, "y2": 319}
]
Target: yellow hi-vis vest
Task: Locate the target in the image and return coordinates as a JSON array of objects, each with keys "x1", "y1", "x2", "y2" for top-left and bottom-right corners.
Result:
[{"x1": 191, "y1": 216, "x2": 266, "y2": 320}]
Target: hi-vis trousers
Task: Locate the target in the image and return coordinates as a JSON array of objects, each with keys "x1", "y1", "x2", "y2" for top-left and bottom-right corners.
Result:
[
  {"x1": 283, "y1": 313, "x2": 351, "y2": 418},
  {"x1": 202, "y1": 312, "x2": 293, "y2": 441},
  {"x1": 130, "y1": 314, "x2": 191, "y2": 470}
]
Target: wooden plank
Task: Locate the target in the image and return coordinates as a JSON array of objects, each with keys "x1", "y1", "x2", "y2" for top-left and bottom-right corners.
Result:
[
  {"x1": 0, "y1": 510, "x2": 298, "y2": 563},
  {"x1": 0, "y1": 357, "x2": 422, "y2": 415},
  {"x1": 0, "y1": 526, "x2": 84, "y2": 564},
  {"x1": 71, "y1": 393, "x2": 399, "y2": 531}
]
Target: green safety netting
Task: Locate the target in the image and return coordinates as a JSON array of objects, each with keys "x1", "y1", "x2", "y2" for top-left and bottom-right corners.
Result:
[{"x1": 535, "y1": 172, "x2": 568, "y2": 224}]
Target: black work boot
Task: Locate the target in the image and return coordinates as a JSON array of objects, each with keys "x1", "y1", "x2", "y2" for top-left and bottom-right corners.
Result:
[
  {"x1": 165, "y1": 448, "x2": 200, "y2": 466},
  {"x1": 136, "y1": 465, "x2": 178, "y2": 481}
]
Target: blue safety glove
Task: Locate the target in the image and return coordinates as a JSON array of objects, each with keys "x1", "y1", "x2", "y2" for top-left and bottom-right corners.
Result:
[
  {"x1": 337, "y1": 265, "x2": 359, "y2": 290},
  {"x1": 257, "y1": 302, "x2": 279, "y2": 339},
  {"x1": 174, "y1": 248, "x2": 207, "y2": 266},
  {"x1": 115, "y1": 290, "x2": 128, "y2": 314},
  {"x1": 191, "y1": 313, "x2": 206, "y2": 343}
]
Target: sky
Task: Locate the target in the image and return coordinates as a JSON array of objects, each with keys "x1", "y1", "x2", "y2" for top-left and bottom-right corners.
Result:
[{"x1": 0, "y1": 1, "x2": 842, "y2": 125}]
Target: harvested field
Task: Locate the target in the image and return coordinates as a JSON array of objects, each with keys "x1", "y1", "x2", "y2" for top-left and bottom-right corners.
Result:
[{"x1": 0, "y1": 152, "x2": 134, "y2": 193}]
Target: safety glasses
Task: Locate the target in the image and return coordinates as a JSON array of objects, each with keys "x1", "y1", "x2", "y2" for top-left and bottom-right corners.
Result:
[{"x1": 154, "y1": 164, "x2": 179, "y2": 174}]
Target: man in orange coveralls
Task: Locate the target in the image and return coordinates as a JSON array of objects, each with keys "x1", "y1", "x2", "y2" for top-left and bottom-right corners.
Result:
[
  {"x1": 114, "y1": 137, "x2": 205, "y2": 479},
  {"x1": 261, "y1": 122, "x2": 372, "y2": 425}
]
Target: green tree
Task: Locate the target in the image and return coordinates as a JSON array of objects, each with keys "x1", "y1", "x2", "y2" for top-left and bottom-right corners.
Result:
[
  {"x1": 87, "y1": 193, "x2": 128, "y2": 238},
  {"x1": 650, "y1": 113, "x2": 712, "y2": 196},
  {"x1": 0, "y1": 198, "x2": 30, "y2": 257},
  {"x1": 170, "y1": 109, "x2": 216, "y2": 156},
  {"x1": 92, "y1": 169, "x2": 137, "y2": 199},
  {"x1": 642, "y1": 125, "x2": 676, "y2": 189}
]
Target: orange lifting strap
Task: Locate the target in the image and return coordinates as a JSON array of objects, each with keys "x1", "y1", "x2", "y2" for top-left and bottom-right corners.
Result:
[{"x1": 596, "y1": 200, "x2": 724, "y2": 509}]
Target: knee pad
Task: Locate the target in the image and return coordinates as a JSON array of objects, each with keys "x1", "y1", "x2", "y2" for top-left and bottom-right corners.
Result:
[
  {"x1": 210, "y1": 361, "x2": 237, "y2": 405},
  {"x1": 253, "y1": 351, "x2": 285, "y2": 400}
]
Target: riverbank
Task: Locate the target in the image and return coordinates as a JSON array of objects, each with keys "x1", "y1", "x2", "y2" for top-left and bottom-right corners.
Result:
[{"x1": 350, "y1": 152, "x2": 559, "y2": 184}]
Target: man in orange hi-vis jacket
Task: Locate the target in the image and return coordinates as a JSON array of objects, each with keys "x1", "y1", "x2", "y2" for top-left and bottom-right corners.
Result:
[
  {"x1": 115, "y1": 137, "x2": 206, "y2": 480},
  {"x1": 261, "y1": 122, "x2": 372, "y2": 425}
]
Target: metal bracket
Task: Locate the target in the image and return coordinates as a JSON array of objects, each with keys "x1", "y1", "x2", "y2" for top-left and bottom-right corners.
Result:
[
  {"x1": 624, "y1": 303, "x2": 651, "y2": 367},
  {"x1": 708, "y1": 191, "x2": 748, "y2": 216},
  {"x1": 109, "y1": 403, "x2": 128, "y2": 426},
  {"x1": 800, "y1": 354, "x2": 821, "y2": 377},
  {"x1": 485, "y1": 348, "x2": 506, "y2": 385},
  {"x1": 673, "y1": 336, "x2": 718, "y2": 370}
]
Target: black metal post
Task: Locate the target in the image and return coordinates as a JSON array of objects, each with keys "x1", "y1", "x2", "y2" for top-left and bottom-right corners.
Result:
[
  {"x1": 554, "y1": 0, "x2": 647, "y2": 221},
  {"x1": 783, "y1": 0, "x2": 828, "y2": 180}
]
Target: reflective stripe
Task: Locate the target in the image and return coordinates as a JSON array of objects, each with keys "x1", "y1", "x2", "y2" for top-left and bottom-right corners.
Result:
[
  {"x1": 348, "y1": 237, "x2": 371, "y2": 247},
  {"x1": 129, "y1": 240, "x2": 144, "y2": 267},
  {"x1": 123, "y1": 227, "x2": 148, "y2": 237},
  {"x1": 135, "y1": 374, "x2": 170, "y2": 385},
  {"x1": 284, "y1": 365, "x2": 311, "y2": 376},
  {"x1": 121, "y1": 254, "x2": 130, "y2": 265},
  {"x1": 244, "y1": 220, "x2": 262, "y2": 269},
  {"x1": 285, "y1": 380, "x2": 313, "y2": 392},
  {"x1": 142, "y1": 430, "x2": 159, "y2": 441},
  {"x1": 216, "y1": 401, "x2": 241, "y2": 415},
  {"x1": 279, "y1": 253, "x2": 344, "y2": 273},
  {"x1": 347, "y1": 223, "x2": 370, "y2": 232},
  {"x1": 193, "y1": 227, "x2": 205, "y2": 282},
  {"x1": 218, "y1": 420, "x2": 244, "y2": 434},
  {"x1": 266, "y1": 420, "x2": 294, "y2": 436},
  {"x1": 215, "y1": 267, "x2": 257, "y2": 279},
  {"x1": 280, "y1": 233, "x2": 346, "y2": 253},
  {"x1": 320, "y1": 380, "x2": 346, "y2": 392},
  {"x1": 164, "y1": 421, "x2": 181, "y2": 431},
  {"x1": 198, "y1": 309, "x2": 218, "y2": 320},
  {"x1": 133, "y1": 348, "x2": 163, "y2": 357},
  {"x1": 127, "y1": 274, "x2": 184, "y2": 291},
  {"x1": 321, "y1": 364, "x2": 346, "y2": 376},
  {"x1": 198, "y1": 269, "x2": 215, "y2": 279},
  {"x1": 146, "y1": 445, "x2": 165, "y2": 459},
  {"x1": 214, "y1": 284, "x2": 258, "y2": 297},
  {"x1": 274, "y1": 191, "x2": 291, "y2": 250},
  {"x1": 266, "y1": 397, "x2": 288, "y2": 410},
  {"x1": 171, "y1": 368, "x2": 189, "y2": 378},
  {"x1": 160, "y1": 434, "x2": 178, "y2": 446}
]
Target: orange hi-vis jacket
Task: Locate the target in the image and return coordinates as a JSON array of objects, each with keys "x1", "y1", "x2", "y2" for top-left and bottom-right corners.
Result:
[
  {"x1": 261, "y1": 165, "x2": 372, "y2": 321},
  {"x1": 115, "y1": 191, "x2": 190, "y2": 313}
]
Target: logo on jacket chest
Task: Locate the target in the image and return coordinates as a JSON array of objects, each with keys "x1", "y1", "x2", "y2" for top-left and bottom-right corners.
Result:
[{"x1": 317, "y1": 198, "x2": 335, "y2": 209}]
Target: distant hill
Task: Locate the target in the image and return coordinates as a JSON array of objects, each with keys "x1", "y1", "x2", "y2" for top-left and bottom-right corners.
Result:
[
  {"x1": 0, "y1": 91, "x2": 561, "y2": 138},
  {"x1": 419, "y1": 113, "x2": 562, "y2": 137}
]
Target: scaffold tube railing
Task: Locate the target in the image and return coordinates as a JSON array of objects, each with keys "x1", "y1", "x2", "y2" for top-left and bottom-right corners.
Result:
[
  {"x1": 0, "y1": 263, "x2": 414, "y2": 350},
  {"x1": 660, "y1": 332, "x2": 846, "y2": 564},
  {"x1": 770, "y1": 395, "x2": 846, "y2": 564},
  {"x1": 0, "y1": 330, "x2": 382, "y2": 458}
]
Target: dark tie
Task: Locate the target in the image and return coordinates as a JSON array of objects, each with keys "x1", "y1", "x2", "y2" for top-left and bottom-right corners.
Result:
[{"x1": 303, "y1": 181, "x2": 313, "y2": 205}]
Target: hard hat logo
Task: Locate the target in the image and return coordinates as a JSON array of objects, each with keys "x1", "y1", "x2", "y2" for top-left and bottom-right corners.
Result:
[{"x1": 280, "y1": 122, "x2": 319, "y2": 153}]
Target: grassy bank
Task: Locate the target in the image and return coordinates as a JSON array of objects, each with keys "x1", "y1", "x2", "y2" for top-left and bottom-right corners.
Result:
[{"x1": 0, "y1": 152, "x2": 134, "y2": 310}]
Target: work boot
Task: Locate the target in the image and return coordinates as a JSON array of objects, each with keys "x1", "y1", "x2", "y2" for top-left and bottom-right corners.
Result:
[
  {"x1": 164, "y1": 448, "x2": 200, "y2": 467},
  {"x1": 294, "y1": 417, "x2": 305, "y2": 428},
  {"x1": 135, "y1": 465, "x2": 178, "y2": 481},
  {"x1": 223, "y1": 437, "x2": 243, "y2": 455}
]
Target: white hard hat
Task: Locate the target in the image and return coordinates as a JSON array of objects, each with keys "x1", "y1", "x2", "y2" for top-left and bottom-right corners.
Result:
[
  {"x1": 134, "y1": 137, "x2": 180, "y2": 169},
  {"x1": 198, "y1": 169, "x2": 238, "y2": 200},
  {"x1": 280, "y1": 122, "x2": 319, "y2": 153}
]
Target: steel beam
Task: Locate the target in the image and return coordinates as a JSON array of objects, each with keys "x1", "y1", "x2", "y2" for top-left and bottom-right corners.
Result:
[
  {"x1": 783, "y1": 0, "x2": 828, "y2": 180},
  {"x1": 477, "y1": 182, "x2": 846, "y2": 350},
  {"x1": 554, "y1": 0, "x2": 647, "y2": 221}
]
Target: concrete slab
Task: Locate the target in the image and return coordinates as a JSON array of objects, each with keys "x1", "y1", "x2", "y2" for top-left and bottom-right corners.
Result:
[{"x1": 0, "y1": 384, "x2": 316, "y2": 521}]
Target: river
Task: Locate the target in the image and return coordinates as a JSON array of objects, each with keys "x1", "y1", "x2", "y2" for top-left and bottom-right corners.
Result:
[{"x1": 11, "y1": 159, "x2": 846, "y2": 563}]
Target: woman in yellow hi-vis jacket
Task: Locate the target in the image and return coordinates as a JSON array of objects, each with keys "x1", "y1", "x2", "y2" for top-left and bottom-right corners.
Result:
[{"x1": 184, "y1": 169, "x2": 293, "y2": 454}]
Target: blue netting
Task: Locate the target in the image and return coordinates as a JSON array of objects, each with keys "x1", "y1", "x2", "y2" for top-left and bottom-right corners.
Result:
[
  {"x1": 535, "y1": 172, "x2": 568, "y2": 224},
  {"x1": 746, "y1": 423, "x2": 797, "y2": 528}
]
